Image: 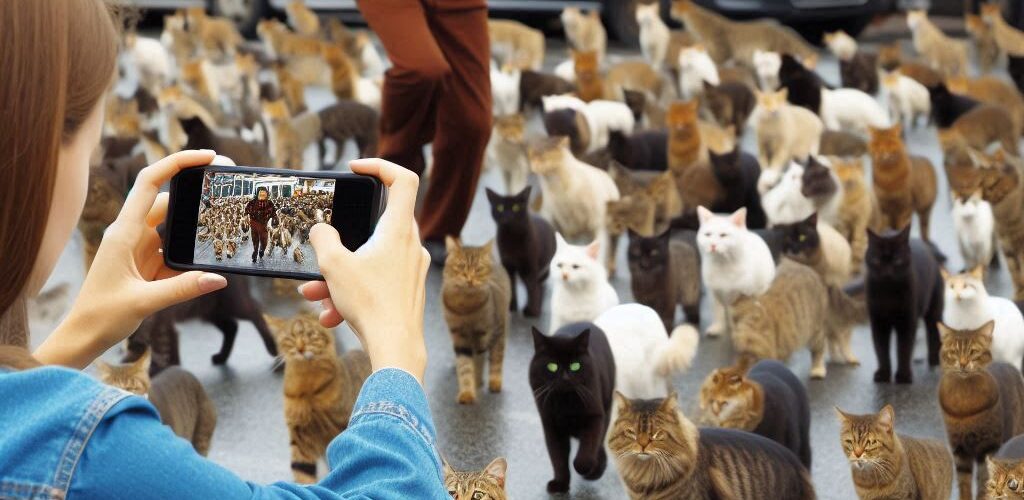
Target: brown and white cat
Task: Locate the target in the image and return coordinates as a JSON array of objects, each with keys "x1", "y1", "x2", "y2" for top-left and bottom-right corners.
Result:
[
  {"x1": 265, "y1": 312, "x2": 372, "y2": 483},
  {"x1": 906, "y1": 9, "x2": 969, "y2": 77},
  {"x1": 444, "y1": 458, "x2": 508, "y2": 500},
  {"x1": 836, "y1": 405, "x2": 953, "y2": 500},
  {"x1": 97, "y1": 349, "x2": 218, "y2": 457},
  {"x1": 754, "y1": 88, "x2": 823, "y2": 190},
  {"x1": 442, "y1": 238, "x2": 512, "y2": 404},
  {"x1": 868, "y1": 124, "x2": 937, "y2": 241}
]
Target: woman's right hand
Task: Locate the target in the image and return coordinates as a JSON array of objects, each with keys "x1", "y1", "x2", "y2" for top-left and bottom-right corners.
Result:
[{"x1": 300, "y1": 159, "x2": 431, "y2": 384}]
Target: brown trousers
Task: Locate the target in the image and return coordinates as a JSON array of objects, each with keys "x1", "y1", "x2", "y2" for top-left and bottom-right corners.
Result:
[{"x1": 358, "y1": 0, "x2": 492, "y2": 241}]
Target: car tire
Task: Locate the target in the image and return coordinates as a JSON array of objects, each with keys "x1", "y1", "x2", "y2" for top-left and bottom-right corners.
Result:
[
  {"x1": 603, "y1": 0, "x2": 639, "y2": 46},
  {"x1": 210, "y1": 0, "x2": 270, "y2": 38}
]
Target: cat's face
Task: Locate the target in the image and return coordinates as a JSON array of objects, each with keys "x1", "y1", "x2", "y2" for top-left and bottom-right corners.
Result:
[
  {"x1": 527, "y1": 136, "x2": 570, "y2": 175},
  {"x1": 708, "y1": 148, "x2": 741, "y2": 177},
  {"x1": 608, "y1": 393, "x2": 693, "y2": 473},
  {"x1": 552, "y1": 234, "x2": 606, "y2": 289},
  {"x1": 268, "y1": 312, "x2": 336, "y2": 362},
  {"x1": 755, "y1": 88, "x2": 788, "y2": 115},
  {"x1": 988, "y1": 457, "x2": 1024, "y2": 499},
  {"x1": 699, "y1": 359, "x2": 757, "y2": 426},
  {"x1": 869, "y1": 125, "x2": 905, "y2": 164},
  {"x1": 608, "y1": 197, "x2": 653, "y2": 235},
  {"x1": 494, "y1": 114, "x2": 525, "y2": 145},
  {"x1": 981, "y1": 3, "x2": 1003, "y2": 22},
  {"x1": 530, "y1": 327, "x2": 597, "y2": 396},
  {"x1": 486, "y1": 186, "x2": 530, "y2": 226},
  {"x1": 573, "y1": 50, "x2": 599, "y2": 82},
  {"x1": 952, "y1": 191, "x2": 984, "y2": 221},
  {"x1": 753, "y1": 50, "x2": 782, "y2": 82},
  {"x1": 865, "y1": 226, "x2": 912, "y2": 279},
  {"x1": 678, "y1": 45, "x2": 708, "y2": 69},
  {"x1": 777, "y1": 213, "x2": 820, "y2": 259},
  {"x1": 627, "y1": 229, "x2": 670, "y2": 272},
  {"x1": 444, "y1": 458, "x2": 508, "y2": 500},
  {"x1": 944, "y1": 266, "x2": 986, "y2": 304},
  {"x1": 635, "y1": 2, "x2": 659, "y2": 25},
  {"x1": 97, "y1": 350, "x2": 152, "y2": 395},
  {"x1": 906, "y1": 10, "x2": 926, "y2": 29},
  {"x1": 444, "y1": 238, "x2": 496, "y2": 299},
  {"x1": 939, "y1": 321, "x2": 995, "y2": 375},
  {"x1": 696, "y1": 207, "x2": 747, "y2": 258},
  {"x1": 667, "y1": 100, "x2": 698, "y2": 134},
  {"x1": 836, "y1": 405, "x2": 899, "y2": 477},
  {"x1": 878, "y1": 43, "x2": 902, "y2": 68}
]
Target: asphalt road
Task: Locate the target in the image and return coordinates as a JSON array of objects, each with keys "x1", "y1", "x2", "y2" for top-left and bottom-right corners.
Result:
[{"x1": 26, "y1": 34, "x2": 1014, "y2": 500}]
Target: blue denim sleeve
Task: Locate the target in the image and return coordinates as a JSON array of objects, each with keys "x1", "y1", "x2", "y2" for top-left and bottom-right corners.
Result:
[{"x1": 67, "y1": 368, "x2": 448, "y2": 500}]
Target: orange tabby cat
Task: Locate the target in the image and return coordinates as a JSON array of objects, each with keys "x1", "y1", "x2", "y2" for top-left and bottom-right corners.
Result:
[
  {"x1": 273, "y1": 63, "x2": 309, "y2": 116},
  {"x1": 946, "y1": 75, "x2": 1024, "y2": 139},
  {"x1": 982, "y1": 3, "x2": 1024, "y2": 57},
  {"x1": 869, "y1": 125, "x2": 938, "y2": 241},
  {"x1": 667, "y1": 100, "x2": 703, "y2": 171},
  {"x1": 285, "y1": 0, "x2": 320, "y2": 37},
  {"x1": 185, "y1": 7, "x2": 242, "y2": 60},
  {"x1": 966, "y1": 13, "x2": 1001, "y2": 73},
  {"x1": 322, "y1": 44, "x2": 357, "y2": 101}
]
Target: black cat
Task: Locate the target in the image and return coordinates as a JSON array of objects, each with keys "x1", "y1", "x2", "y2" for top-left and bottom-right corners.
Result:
[
  {"x1": 180, "y1": 116, "x2": 272, "y2": 166},
  {"x1": 745, "y1": 359, "x2": 812, "y2": 469},
  {"x1": 486, "y1": 186, "x2": 556, "y2": 317},
  {"x1": 708, "y1": 147, "x2": 767, "y2": 230},
  {"x1": 778, "y1": 54, "x2": 828, "y2": 114},
  {"x1": 520, "y1": 70, "x2": 575, "y2": 111},
  {"x1": 530, "y1": 324, "x2": 615, "y2": 493},
  {"x1": 607, "y1": 129, "x2": 668, "y2": 171},
  {"x1": 542, "y1": 108, "x2": 586, "y2": 156},
  {"x1": 865, "y1": 226, "x2": 944, "y2": 384},
  {"x1": 839, "y1": 51, "x2": 879, "y2": 95},
  {"x1": 775, "y1": 212, "x2": 822, "y2": 262},
  {"x1": 927, "y1": 83, "x2": 980, "y2": 129},
  {"x1": 627, "y1": 229, "x2": 701, "y2": 330}
]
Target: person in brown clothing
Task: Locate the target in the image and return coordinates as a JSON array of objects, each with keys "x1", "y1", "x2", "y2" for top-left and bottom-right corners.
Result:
[
  {"x1": 357, "y1": 0, "x2": 492, "y2": 263},
  {"x1": 245, "y1": 187, "x2": 277, "y2": 263}
]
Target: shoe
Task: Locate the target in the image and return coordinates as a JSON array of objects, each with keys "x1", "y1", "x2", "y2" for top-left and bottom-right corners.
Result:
[
  {"x1": 252, "y1": 250, "x2": 257, "y2": 263},
  {"x1": 423, "y1": 239, "x2": 447, "y2": 267}
]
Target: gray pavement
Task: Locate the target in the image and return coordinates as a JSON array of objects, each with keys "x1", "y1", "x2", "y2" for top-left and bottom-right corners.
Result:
[{"x1": 27, "y1": 32, "x2": 1012, "y2": 499}]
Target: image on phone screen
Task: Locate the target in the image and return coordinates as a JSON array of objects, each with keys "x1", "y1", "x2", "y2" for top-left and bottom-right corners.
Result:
[{"x1": 194, "y1": 170, "x2": 334, "y2": 274}]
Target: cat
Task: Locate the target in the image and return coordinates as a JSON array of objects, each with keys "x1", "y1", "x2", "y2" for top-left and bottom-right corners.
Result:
[
  {"x1": 702, "y1": 80, "x2": 755, "y2": 137},
  {"x1": 942, "y1": 267, "x2": 1024, "y2": 370},
  {"x1": 608, "y1": 391, "x2": 816, "y2": 500},
  {"x1": 799, "y1": 157, "x2": 841, "y2": 221},
  {"x1": 262, "y1": 99, "x2": 318, "y2": 170},
  {"x1": 753, "y1": 49, "x2": 782, "y2": 91},
  {"x1": 820, "y1": 87, "x2": 891, "y2": 134},
  {"x1": 928, "y1": 82, "x2": 980, "y2": 129},
  {"x1": 529, "y1": 324, "x2": 615, "y2": 493},
  {"x1": 832, "y1": 157, "x2": 877, "y2": 272},
  {"x1": 542, "y1": 107, "x2": 589, "y2": 156},
  {"x1": 950, "y1": 104, "x2": 1021, "y2": 156},
  {"x1": 486, "y1": 114, "x2": 530, "y2": 193},
  {"x1": 946, "y1": 75, "x2": 1024, "y2": 139},
  {"x1": 549, "y1": 234, "x2": 619, "y2": 332},
  {"x1": 973, "y1": 149, "x2": 1024, "y2": 300},
  {"x1": 824, "y1": 30, "x2": 880, "y2": 95},
  {"x1": 81, "y1": 153, "x2": 147, "y2": 269},
  {"x1": 819, "y1": 130, "x2": 868, "y2": 158},
  {"x1": 271, "y1": 62, "x2": 309, "y2": 116},
  {"x1": 606, "y1": 59, "x2": 670, "y2": 104},
  {"x1": 607, "y1": 197, "x2": 656, "y2": 248},
  {"x1": 316, "y1": 100, "x2": 379, "y2": 169},
  {"x1": 124, "y1": 32, "x2": 170, "y2": 95},
  {"x1": 987, "y1": 435, "x2": 1024, "y2": 499},
  {"x1": 635, "y1": 2, "x2": 670, "y2": 69},
  {"x1": 607, "y1": 129, "x2": 668, "y2": 171},
  {"x1": 696, "y1": 207, "x2": 776, "y2": 337},
  {"x1": 442, "y1": 238, "x2": 512, "y2": 405},
  {"x1": 444, "y1": 458, "x2": 508, "y2": 500},
  {"x1": 877, "y1": 41, "x2": 903, "y2": 71},
  {"x1": 490, "y1": 63, "x2": 521, "y2": 115},
  {"x1": 754, "y1": 88, "x2": 823, "y2": 184},
  {"x1": 487, "y1": 19, "x2": 544, "y2": 71},
  {"x1": 952, "y1": 191, "x2": 997, "y2": 272},
  {"x1": 778, "y1": 54, "x2": 827, "y2": 114},
  {"x1": 906, "y1": 9, "x2": 968, "y2": 76},
  {"x1": 285, "y1": 0, "x2": 320, "y2": 36},
  {"x1": 865, "y1": 226, "x2": 944, "y2": 384},
  {"x1": 561, "y1": 8, "x2": 606, "y2": 63},
  {"x1": 881, "y1": 70, "x2": 931, "y2": 129},
  {"x1": 180, "y1": 116, "x2": 272, "y2": 167},
  {"x1": 707, "y1": 146, "x2": 767, "y2": 229},
  {"x1": 700, "y1": 358, "x2": 811, "y2": 469},
  {"x1": 762, "y1": 162, "x2": 817, "y2": 226},
  {"x1": 519, "y1": 70, "x2": 576, "y2": 111},
  {"x1": 627, "y1": 229, "x2": 701, "y2": 329},
  {"x1": 678, "y1": 44, "x2": 718, "y2": 100},
  {"x1": 486, "y1": 187, "x2": 556, "y2": 318},
  {"x1": 982, "y1": 3, "x2": 1024, "y2": 58},
  {"x1": 265, "y1": 312, "x2": 372, "y2": 483},
  {"x1": 666, "y1": 99, "x2": 706, "y2": 171},
  {"x1": 541, "y1": 94, "x2": 636, "y2": 155},
  {"x1": 606, "y1": 165, "x2": 682, "y2": 241},
  {"x1": 836, "y1": 405, "x2": 953, "y2": 500},
  {"x1": 185, "y1": 8, "x2": 243, "y2": 61},
  {"x1": 965, "y1": 13, "x2": 1001, "y2": 74},
  {"x1": 868, "y1": 124, "x2": 937, "y2": 241},
  {"x1": 938, "y1": 320, "x2": 1024, "y2": 500},
  {"x1": 776, "y1": 212, "x2": 852, "y2": 289},
  {"x1": 899, "y1": 61, "x2": 945, "y2": 88}
]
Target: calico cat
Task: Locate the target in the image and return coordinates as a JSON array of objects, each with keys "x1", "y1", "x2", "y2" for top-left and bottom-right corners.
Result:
[
  {"x1": 608, "y1": 392, "x2": 816, "y2": 500},
  {"x1": 778, "y1": 54, "x2": 827, "y2": 114},
  {"x1": 442, "y1": 238, "x2": 511, "y2": 404},
  {"x1": 868, "y1": 124, "x2": 937, "y2": 241},
  {"x1": 265, "y1": 312, "x2": 371, "y2": 483},
  {"x1": 549, "y1": 235, "x2": 619, "y2": 332},
  {"x1": 982, "y1": 3, "x2": 1024, "y2": 58},
  {"x1": 965, "y1": 13, "x2": 1001, "y2": 74},
  {"x1": 952, "y1": 191, "x2": 996, "y2": 273},
  {"x1": 819, "y1": 130, "x2": 868, "y2": 158},
  {"x1": 702, "y1": 80, "x2": 755, "y2": 136},
  {"x1": 942, "y1": 267, "x2": 1024, "y2": 370},
  {"x1": 987, "y1": 435, "x2": 1024, "y2": 498},
  {"x1": 627, "y1": 229, "x2": 701, "y2": 329},
  {"x1": 881, "y1": 70, "x2": 931, "y2": 128},
  {"x1": 824, "y1": 30, "x2": 879, "y2": 95},
  {"x1": 836, "y1": 405, "x2": 953, "y2": 500},
  {"x1": 444, "y1": 458, "x2": 508, "y2": 500},
  {"x1": 938, "y1": 320, "x2": 1024, "y2": 500},
  {"x1": 529, "y1": 324, "x2": 615, "y2": 493},
  {"x1": 562, "y1": 8, "x2": 606, "y2": 63},
  {"x1": 316, "y1": 100, "x2": 379, "y2": 169},
  {"x1": 486, "y1": 187, "x2": 556, "y2": 318},
  {"x1": 754, "y1": 88, "x2": 823, "y2": 182},
  {"x1": 607, "y1": 129, "x2": 668, "y2": 171},
  {"x1": 865, "y1": 227, "x2": 944, "y2": 384},
  {"x1": 906, "y1": 9, "x2": 968, "y2": 76},
  {"x1": 97, "y1": 350, "x2": 217, "y2": 457},
  {"x1": 486, "y1": 114, "x2": 530, "y2": 193},
  {"x1": 541, "y1": 108, "x2": 588, "y2": 156},
  {"x1": 519, "y1": 70, "x2": 575, "y2": 111},
  {"x1": 487, "y1": 19, "x2": 544, "y2": 71},
  {"x1": 707, "y1": 146, "x2": 767, "y2": 229},
  {"x1": 700, "y1": 358, "x2": 811, "y2": 469}
]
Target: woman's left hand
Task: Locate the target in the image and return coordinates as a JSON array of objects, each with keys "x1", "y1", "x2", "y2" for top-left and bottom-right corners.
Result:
[{"x1": 35, "y1": 150, "x2": 228, "y2": 369}]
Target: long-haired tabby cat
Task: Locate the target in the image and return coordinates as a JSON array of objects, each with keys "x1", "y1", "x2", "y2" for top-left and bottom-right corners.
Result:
[
  {"x1": 868, "y1": 124, "x2": 937, "y2": 241},
  {"x1": 836, "y1": 405, "x2": 953, "y2": 500},
  {"x1": 444, "y1": 457, "x2": 508, "y2": 500},
  {"x1": 486, "y1": 186, "x2": 556, "y2": 318},
  {"x1": 608, "y1": 392, "x2": 816, "y2": 500},
  {"x1": 98, "y1": 349, "x2": 218, "y2": 457},
  {"x1": 443, "y1": 238, "x2": 511, "y2": 404},
  {"x1": 627, "y1": 229, "x2": 701, "y2": 329},
  {"x1": 906, "y1": 9, "x2": 968, "y2": 77},
  {"x1": 987, "y1": 435, "x2": 1024, "y2": 499},
  {"x1": 938, "y1": 320, "x2": 1024, "y2": 500},
  {"x1": 699, "y1": 358, "x2": 811, "y2": 469}
]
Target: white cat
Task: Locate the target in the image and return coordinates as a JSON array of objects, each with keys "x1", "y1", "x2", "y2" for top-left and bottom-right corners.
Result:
[
  {"x1": 549, "y1": 235, "x2": 620, "y2": 332},
  {"x1": 819, "y1": 87, "x2": 891, "y2": 134},
  {"x1": 942, "y1": 267, "x2": 1024, "y2": 370},
  {"x1": 485, "y1": 115, "x2": 530, "y2": 194},
  {"x1": 636, "y1": 3, "x2": 670, "y2": 70},
  {"x1": 490, "y1": 63, "x2": 522, "y2": 116},
  {"x1": 678, "y1": 44, "x2": 719, "y2": 100},
  {"x1": 595, "y1": 304, "x2": 699, "y2": 399},
  {"x1": 542, "y1": 95, "x2": 635, "y2": 154},
  {"x1": 761, "y1": 162, "x2": 816, "y2": 225},
  {"x1": 553, "y1": 59, "x2": 576, "y2": 83},
  {"x1": 881, "y1": 71, "x2": 931, "y2": 129},
  {"x1": 753, "y1": 50, "x2": 781, "y2": 91},
  {"x1": 126, "y1": 34, "x2": 171, "y2": 94},
  {"x1": 952, "y1": 191, "x2": 996, "y2": 271},
  {"x1": 696, "y1": 207, "x2": 777, "y2": 337},
  {"x1": 824, "y1": 30, "x2": 859, "y2": 61}
]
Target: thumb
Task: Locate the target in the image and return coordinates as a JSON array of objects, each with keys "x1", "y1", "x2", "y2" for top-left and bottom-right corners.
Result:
[
  {"x1": 142, "y1": 271, "x2": 227, "y2": 312},
  {"x1": 309, "y1": 223, "x2": 353, "y2": 279}
]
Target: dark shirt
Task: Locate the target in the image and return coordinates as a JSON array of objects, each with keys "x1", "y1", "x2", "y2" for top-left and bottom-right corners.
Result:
[{"x1": 245, "y1": 198, "x2": 276, "y2": 225}]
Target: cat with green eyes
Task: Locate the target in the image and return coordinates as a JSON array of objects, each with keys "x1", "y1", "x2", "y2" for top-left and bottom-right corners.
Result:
[
  {"x1": 443, "y1": 457, "x2": 508, "y2": 500},
  {"x1": 486, "y1": 186, "x2": 556, "y2": 318}
]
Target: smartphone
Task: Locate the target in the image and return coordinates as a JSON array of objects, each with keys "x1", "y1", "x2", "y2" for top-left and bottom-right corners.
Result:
[{"x1": 164, "y1": 165, "x2": 386, "y2": 280}]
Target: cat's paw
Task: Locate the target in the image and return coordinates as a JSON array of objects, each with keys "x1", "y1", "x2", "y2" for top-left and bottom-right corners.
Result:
[
  {"x1": 546, "y1": 479, "x2": 569, "y2": 493},
  {"x1": 573, "y1": 456, "x2": 598, "y2": 477},
  {"x1": 845, "y1": 355, "x2": 861, "y2": 366},
  {"x1": 523, "y1": 304, "x2": 542, "y2": 318},
  {"x1": 488, "y1": 376, "x2": 503, "y2": 393},
  {"x1": 873, "y1": 369, "x2": 891, "y2": 383},
  {"x1": 809, "y1": 366, "x2": 827, "y2": 379},
  {"x1": 581, "y1": 450, "x2": 608, "y2": 480},
  {"x1": 706, "y1": 323, "x2": 725, "y2": 337},
  {"x1": 894, "y1": 369, "x2": 913, "y2": 384},
  {"x1": 457, "y1": 390, "x2": 477, "y2": 405},
  {"x1": 211, "y1": 353, "x2": 229, "y2": 365}
]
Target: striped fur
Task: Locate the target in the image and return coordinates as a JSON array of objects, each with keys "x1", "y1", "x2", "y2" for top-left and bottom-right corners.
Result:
[
  {"x1": 443, "y1": 458, "x2": 508, "y2": 500},
  {"x1": 975, "y1": 150, "x2": 1024, "y2": 300}
]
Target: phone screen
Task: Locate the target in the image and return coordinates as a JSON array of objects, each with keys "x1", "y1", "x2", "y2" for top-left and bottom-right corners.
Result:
[{"x1": 195, "y1": 170, "x2": 335, "y2": 274}]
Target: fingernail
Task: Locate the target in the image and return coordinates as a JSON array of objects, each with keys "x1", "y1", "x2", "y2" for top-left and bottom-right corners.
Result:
[
  {"x1": 296, "y1": 284, "x2": 306, "y2": 295},
  {"x1": 198, "y1": 273, "x2": 227, "y2": 293}
]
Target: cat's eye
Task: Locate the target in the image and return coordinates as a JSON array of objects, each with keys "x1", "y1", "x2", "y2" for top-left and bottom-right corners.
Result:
[
  {"x1": 1010, "y1": 478, "x2": 1020, "y2": 490},
  {"x1": 570, "y1": 362, "x2": 581, "y2": 372},
  {"x1": 547, "y1": 363, "x2": 558, "y2": 373},
  {"x1": 472, "y1": 491, "x2": 486, "y2": 500},
  {"x1": 799, "y1": 234, "x2": 806, "y2": 242},
  {"x1": 720, "y1": 233, "x2": 727, "y2": 238},
  {"x1": 448, "y1": 490, "x2": 457, "y2": 496},
  {"x1": 497, "y1": 204, "x2": 504, "y2": 211},
  {"x1": 512, "y1": 204, "x2": 521, "y2": 212},
  {"x1": 572, "y1": 264, "x2": 580, "y2": 270}
]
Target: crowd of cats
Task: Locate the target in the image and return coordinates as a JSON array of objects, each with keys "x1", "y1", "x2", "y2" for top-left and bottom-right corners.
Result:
[{"x1": 65, "y1": 0, "x2": 1024, "y2": 498}]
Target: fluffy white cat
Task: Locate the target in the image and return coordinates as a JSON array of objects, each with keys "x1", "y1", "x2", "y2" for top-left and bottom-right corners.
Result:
[
  {"x1": 541, "y1": 95, "x2": 635, "y2": 153},
  {"x1": 678, "y1": 44, "x2": 719, "y2": 99},
  {"x1": 761, "y1": 162, "x2": 816, "y2": 225},
  {"x1": 942, "y1": 267, "x2": 1024, "y2": 370},
  {"x1": 753, "y1": 50, "x2": 781, "y2": 91},
  {"x1": 952, "y1": 191, "x2": 996, "y2": 271},
  {"x1": 595, "y1": 304, "x2": 699, "y2": 399},
  {"x1": 549, "y1": 235, "x2": 620, "y2": 332},
  {"x1": 881, "y1": 70, "x2": 931, "y2": 129},
  {"x1": 636, "y1": 3, "x2": 670, "y2": 70},
  {"x1": 696, "y1": 207, "x2": 777, "y2": 337},
  {"x1": 490, "y1": 63, "x2": 522, "y2": 116},
  {"x1": 819, "y1": 87, "x2": 891, "y2": 134},
  {"x1": 126, "y1": 35, "x2": 171, "y2": 94}
]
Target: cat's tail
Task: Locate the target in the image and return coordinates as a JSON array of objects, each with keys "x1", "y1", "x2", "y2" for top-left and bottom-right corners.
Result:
[
  {"x1": 655, "y1": 324, "x2": 700, "y2": 376},
  {"x1": 828, "y1": 285, "x2": 867, "y2": 327}
]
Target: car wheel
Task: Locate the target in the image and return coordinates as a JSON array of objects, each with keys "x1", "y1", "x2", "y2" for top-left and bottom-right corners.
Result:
[
  {"x1": 603, "y1": 0, "x2": 639, "y2": 46},
  {"x1": 210, "y1": 0, "x2": 269, "y2": 38}
]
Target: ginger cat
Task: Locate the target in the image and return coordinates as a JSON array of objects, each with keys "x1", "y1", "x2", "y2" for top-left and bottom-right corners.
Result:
[
  {"x1": 753, "y1": 88, "x2": 823, "y2": 191},
  {"x1": 273, "y1": 62, "x2": 308, "y2": 116},
  {"x1": 982, "y1": 3, "x2": 1024, "y2": 57},
  {"x1": 868, "y1": 125, "x2": 937, "y2": 241},
  {"x1": 906, "y1": 9, "x2": 968, "y2": 77},
  {"x1": 572, "y1": 51, "x2": 664, "y2": 103},
  {"x1": 832, "y1": 157, "x2": 877, "y2": 272},
  {"x1": 488, "y1": 19, "x2": 545, "y2": 71},
  {"x1": 670, "y1": 0, "x2": 816, "y2": 66},
  {"x1": 262, "y1": 99, "x2": 322, "y2": 171},
  {"x1": 561, "y1": 7, "x2": 606, "y2": 63},
  {"x1": 322, "y1": 43, "x2": 357, "y2": 101},
  {"x1": 184, "y1": 7, "x2": 242, "y2": 61},
  {"x1": 946, "y1": 75, "x2": 1024, "y2": 139},
  {"x1": 285, "y1": 0, "x2": 320, "y2": 37},
  {"x1": 966, "y1": 13, "x2": 1001, "y2": 73}
]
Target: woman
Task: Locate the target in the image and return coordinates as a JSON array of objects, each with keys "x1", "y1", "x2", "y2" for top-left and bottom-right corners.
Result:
[
  {"x1": 0, "y1": 1, "x2": 443, "y2": 498},
  {"x1": 245, "y1": 186, "x2": 276, "y2": 262}
]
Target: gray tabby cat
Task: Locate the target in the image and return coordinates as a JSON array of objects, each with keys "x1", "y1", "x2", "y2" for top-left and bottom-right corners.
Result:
[{"x1": 444, "y1": 457, "x2": 508, "y2": 500}]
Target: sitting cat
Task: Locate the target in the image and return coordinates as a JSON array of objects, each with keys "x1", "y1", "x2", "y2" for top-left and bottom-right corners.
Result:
[
  {"x1": 608, "y1": 391, "x2": 815, "y2": 500},
  {"x1": 952, "y1": 191, "x2": 996, "y2": 273},
  {"x1": 942, "y1": 267, "x2": 1024, "y2": 370},
  {"x1": 973, "y1": 149, "x2": 1024, "y2": 300},
  {"x1": 491, "y1": 63, "x2": 521, "y2": 115},
  {"x1": 753, "y1": 49, "x2": 782, "y2": 91},
  {"x1": 607, "y1": 129, "x2": 668, "y2": 171},
  {"x1": 549, "y1": 235, "x2": 619, "y2": 332},
  {"x1": 627, "y1": 229, "x2": 701, "y2": 329},
  {"x1": 865, "y1": 227, "x2": 944, "y2": 384},
  {"x1": 906, "y1": 9, "x2": 968, "y2": 77},
  {"x1": 529, "y1": 324, "x2": 614, "y2": 493},
  {"x1": 636, "y1": 2, "x2": 669, "y2": 69},
  {"x1": 486, "y1": 187, "x2": 556, "y2": 318},
  {"x1": 754, "y1": 88, "x2": 823, "y2": 187},
  {"x1": 881, "y1": 70, "x2": 930, "y2": 129},
  {"x1": 442, "y1": 238, "x2": 511, "y2": 404},
  {"x1": 97, "y1": 349, "x2": 217, "y2": 457},
  {"x1": 836, "y1": 405, "x2": 953, "y2": 500},
  {"x1": 606, "y1": 163, "x2": 681, "y2": 236},
  {"x1": 778, "y1": 54, "x2": 828, "y2": 114},
  {"x1": 869, "y1": 124, "x2": 937, "y2": 241},
  {"x1": 776, "y1": 213, "x2": 852, "y2": 289},
  {"x1": 486, "y1": 114, "x2": 530, "y2": 193},
  {"x1": 987, "y1": 435, "x2": 1024, "y2": 498},
  {"x1": 444, "y1": 458, "x2": 508, "y2": 500},
  {"x1": 700, "y1": 358, "x2": 811, "y2": 469},
  {"x1": 820, "y1": 87, "x2": 891, "y2": 134},
  {"x1": 938, "y1": 320, "x2": 1024, "y2": 500},
  {"x1": 708, "y1": 146, "x2": 767, "y2": 229}
]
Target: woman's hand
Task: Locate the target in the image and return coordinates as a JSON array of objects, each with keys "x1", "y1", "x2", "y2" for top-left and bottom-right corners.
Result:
[
  {"x1": 300, "y1": 159, "x2": 431, "y2": 384},
  {"x1": 35, "y1": 150, "x2": 228, "y2": 369}
]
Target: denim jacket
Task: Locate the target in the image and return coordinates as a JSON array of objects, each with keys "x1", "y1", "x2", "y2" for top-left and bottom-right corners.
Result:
[{"x1": 0, "y1": 366, "x2": 449, "y2": 500}]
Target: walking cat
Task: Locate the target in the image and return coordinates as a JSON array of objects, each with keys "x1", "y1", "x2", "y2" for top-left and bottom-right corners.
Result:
[
  {"x1": 487, "y1": 19, "x2": 544, "y2": 70},
  {"x1": 627, "y1": 229, "x2": 701, "y2": 329},
  {"x1": 486, "y1": 187, "x2": 556, "y2": 318},
  {"x1": 881, "y1": 70, "x2": 931, "y2": 129},
  {"x1": 444, "y1": 458, "x2": 508, "y2": 500},
  {"x1": 754, "y1": 88, "x2": 823, "y2": 187},
  {"x1": 316, "y1": 100, "x2": 379, "y2": 169},
  {"x1": 906, "y1": 9, "x2": 968, "y2": 77},
  {"x1": 946, "y1": 75, "x2": 1024, "y2": 140},
  {"x1": 868, "y1": 124, "x2": 937, "y2": 241},
  {"x1": 549, "y1": 235, "x2": 619, "y2": 332},
  {"x1": 942, "y1": 267, "x2": 1024, "y2": 370}
]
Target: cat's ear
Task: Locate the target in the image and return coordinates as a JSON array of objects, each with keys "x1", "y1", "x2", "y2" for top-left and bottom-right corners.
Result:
[
  {"x1": 978, "y1": 320, "x2": 996, "y2": 343},
  {"x1": 441, "y1": 457, "x2": 455, "y2": 477},
  {"x1": 969, "y1": 265, "x2": 985, "y2": 281},
  {"x1": 485, "y1": 187, "x2": 500, "y2": 206},
  {"x1": 517, "y1": 184, "x2": 532, "y2": 201},
  {"x1": 484, "y1": 457, "x2": 507, "y2": 488},
  {"x1": 555, "y1": 232, "x2": 567, "y2": 250},
  {"x1": 575, "y1": 328, "x2": 591, "y2": 348},
  {"x1": 482, "y1": 239, "x2": 495, "y2": 256},
  {"x1": 445, "y1": 235, "x2": 461, "y2": 254},
  {"x1": 877, "y1": 404, "x2": 895, "y2": 435},
  {"x1": 585, "y1": 239, "x2": 601, "y2": 261},
  {"x1": 613, "y1": 390, "x2": 631, "y2": 411},
  {"x1": 834, "y1": 406, "x2": 853, "y2": 423},
  {"x1": 531, "y1": 327, "x2": 548, "y2": 350},
  {"x1": 729, "y1": 207, "x2": 747, "y2": 228},
  {"x1": 697, "y1": 206, "x2": 713, "y2": 225},
  {"x1": 660, "y1": 392, "x2": 680, "y2": 412},
  {"x1": 803, "y1": 212, "x2": 818, "y2": 227},
  {"x1": 937, "y1": 322, "x2": 955, "y2": 344},
  {"x1": 134, "y1": 348, "x2": 152, "y2": 374}
]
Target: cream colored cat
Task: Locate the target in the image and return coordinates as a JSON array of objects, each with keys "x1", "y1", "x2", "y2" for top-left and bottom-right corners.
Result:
[
  {"x1": 561, "y1": 7, "x2": 606, "y2": 63},
  {"x1": 906, "y1": 9, "x2": 969, "y2": 77},
  {"x1": 488, "y1": 19, "x2": 545, "y2": 71},
  {"x1": 754, "y1": 88, "x2": 824, "y2": 193}
]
